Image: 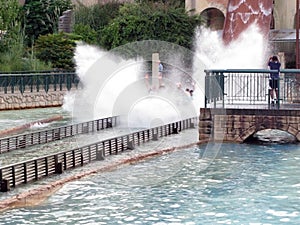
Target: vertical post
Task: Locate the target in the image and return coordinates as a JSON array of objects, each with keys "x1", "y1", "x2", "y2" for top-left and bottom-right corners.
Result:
[
  {"x1": 0, "y1": 179, "x2": 10, "y2": 192},
  {"x1": 277, "y1": 78, "x2": 280, "y2": 109},
  {"x1": 297, "y1": 0, "x2": 300, "y2": 69},
  {"x1": 152, "y1": 53, "x2": 159, "y2": 90}
]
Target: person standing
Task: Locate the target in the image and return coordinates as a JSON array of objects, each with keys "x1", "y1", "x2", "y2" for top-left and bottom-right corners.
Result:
[
  {"x1": 158, "y1": 61, "x2": 164, "y2": 87},
  {"x1": 268, "y1": 55, "x2": 281, "y2": 105}
]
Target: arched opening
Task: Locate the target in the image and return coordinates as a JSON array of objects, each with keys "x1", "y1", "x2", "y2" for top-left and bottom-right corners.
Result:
[
  {"x1": 244, "y1": 129, "x2": 297, "y2": 144},
  {"x1": 200, "y1": 8, "x2": 225, "y2": 30}
]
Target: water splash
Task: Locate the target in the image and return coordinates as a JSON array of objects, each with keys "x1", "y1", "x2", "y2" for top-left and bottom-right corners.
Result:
[
  {"x1": 63, "y1": 41, "x2": 202, "y2": 128},
  {"x1": 193, "y1": 24, "x2": 270, "y2": 70},
  {"x1": 64, "y1": 23, "x2": 270, "y2": 128}
]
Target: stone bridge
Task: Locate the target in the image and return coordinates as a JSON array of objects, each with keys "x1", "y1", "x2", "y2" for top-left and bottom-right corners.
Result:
[{"x1": 199, "y1": 108, "x2": 300, "y2": 143}]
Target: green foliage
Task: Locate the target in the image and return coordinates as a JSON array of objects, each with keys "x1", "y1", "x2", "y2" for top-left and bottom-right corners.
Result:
[
  {"x1": 73, "y1": 24, "x2": 98, "y2": 45},
  {"x1": 34, "y1": 32, "x2": 80, "y2": 70},
  {"x1": 0, "y1": 26, "x2": 52, "y2": 71},
  {"x1": 100, "y1": 3, "x2": 201, "y2": 51},
  {"x1": 0, "y1": 0, "x2": 20, "y2": 31},
  {"x1": 136, "y1": 0, "x2": 184, "y2": 8},
  {"x1": 0, "y1": 0, "x2": 22, "y2": 53},
  {"x1": 73, "y1": 1, "x2": 122, "y2": 44},
  {"x1": 23, "y1": 0, "x2": 73, "y2": 46},
  {"x1": 74, "y1": 1, "x2": 121, "y2": 30}
]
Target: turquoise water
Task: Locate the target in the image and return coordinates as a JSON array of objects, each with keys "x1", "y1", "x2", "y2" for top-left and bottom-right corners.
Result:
[
  {"x1": 0, "y1": 107, "x2": 72, "y2": 132},
  {"x1": 0, "y1": 142, "x2": 300, "y2": 224}
]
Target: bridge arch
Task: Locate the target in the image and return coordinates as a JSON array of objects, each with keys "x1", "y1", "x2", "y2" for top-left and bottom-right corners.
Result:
[
  {"x1": 199, "y1": 108, "x2": 300, "y2": 144},
  {"x1": 241, "y1": 127, "x2": 298, "y2": 143}
]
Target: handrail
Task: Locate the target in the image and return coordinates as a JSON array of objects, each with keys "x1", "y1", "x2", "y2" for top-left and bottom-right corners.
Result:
[
  {"x1": 0, "y1": 117, "x2": 197, "y2": 191},
  {"x1": 0, "y1": 71, "x2": 79, "y2": 94},
  {"x1": 0, "y1": 70, "x2": 75, "y2": 75},
  {"x1": 204, "y1": 69, "x2": 300, "y2": 109},
  {"x1": 205, "y1": 69, "x2": 279, "y2": 73},
  {"x1": 0, "y1": 116, "x2": 118, "y2": 154}
]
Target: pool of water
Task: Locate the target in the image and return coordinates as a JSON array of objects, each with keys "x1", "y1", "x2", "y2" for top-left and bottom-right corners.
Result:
[
  {"x1": 0, "y1": 107, "x2": 72, "y2": 132},
  {"x1": 0, "y1": 142, "x2": 300, "y2": 224}
]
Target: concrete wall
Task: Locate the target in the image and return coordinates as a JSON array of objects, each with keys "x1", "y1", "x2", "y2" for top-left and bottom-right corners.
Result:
[
  {"x1": 186, "y1": 0, "x2": 296, "y2": 30},
  {"x1": 185, "y1": 0, "x2": 228, "y2": 16},
  {"x1": 0, "y1": 91, "x2": 66, "y2": 110},
  {"x1": 273, "y1": 0, "x2": 297, "y2": 29}
]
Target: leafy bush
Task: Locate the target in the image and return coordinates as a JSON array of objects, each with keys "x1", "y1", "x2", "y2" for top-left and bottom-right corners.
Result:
[
  {"x1": 100, "y1": 3, "x2": 201, "y2": 50},
  {"x1": 73, "y1": 1, "x2": 122, "y2": 44},
  {"x1": 22, "y1": 0, "x2": 73, "y2": 46},
  {"x1": 73, "y1": 24, "x2": 98, "y2": 45},
  {"x1": 34, "y1": 32, "x2": 80, "y2": 70}
]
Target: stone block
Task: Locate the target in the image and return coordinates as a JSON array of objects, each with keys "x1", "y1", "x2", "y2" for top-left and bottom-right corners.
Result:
[
  {"x1": 233, "y1": 122, "x2": 250, "y2": 129},
  {"x1": 275, "y1": 116, "x2": 287, "y2": 124},
  {"x1": 199, "y1": 134, "x2": 210, "y2": 141},
  {"x1": 214, "y1": 131, "x2": 226, "y2": 141},
  {"x1": 288, "y1": 116, "x2": 300, "y2": 124},
  {"x1": 199, "y1": 127, "x2": 211, "y2": 134},
  {"x1": 199, "y1": 120, "x2": 212, "y2": 128},
  {"x1": 199, "y1": 108, "x2": 211, "y2": 120},
  {"x1": 240, "y1": 115, "x2": 252, "y2": 122},
  {"x1": 288, "y1": 125, "x2": 298, "y2": 136},
  {"x1": 214, "y1": 115, "x2": 227, "y2": 122}
]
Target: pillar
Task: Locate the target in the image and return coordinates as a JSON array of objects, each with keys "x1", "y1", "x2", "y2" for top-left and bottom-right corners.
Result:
[{"x1": 152, "y1": 53, "x2": 160, "y2": 90}]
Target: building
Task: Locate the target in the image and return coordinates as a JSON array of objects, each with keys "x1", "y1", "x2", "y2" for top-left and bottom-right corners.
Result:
[{"x1": 185, "y1": 0, "x2": 298, "y2": 68}]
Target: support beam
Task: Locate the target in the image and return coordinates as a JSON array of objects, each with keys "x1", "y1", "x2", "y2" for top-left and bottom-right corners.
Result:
[{"x1": 152, "y1": 53, "x2": 159, "y2": 90}]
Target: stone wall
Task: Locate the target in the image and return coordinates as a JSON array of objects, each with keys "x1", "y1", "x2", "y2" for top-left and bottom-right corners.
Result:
[
  {"x1": 199, "y1": 108, "x2": 300, "y2": 143},
  {"x1": 0, "y1": 91, "x2": 66, "y2": 110}
]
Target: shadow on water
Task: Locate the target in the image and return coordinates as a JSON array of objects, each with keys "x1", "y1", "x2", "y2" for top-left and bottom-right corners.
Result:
[{"x1": 244, "y1": 129, "x2": 297, "y2": 145}]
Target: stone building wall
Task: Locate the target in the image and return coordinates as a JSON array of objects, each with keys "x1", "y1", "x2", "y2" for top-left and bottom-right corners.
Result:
[
  {"x1": 199, "y1": 108, "x2": 300, "y2": 143},
  {"x1": 0, "y1": 91, "x2": 66, "y2": 110}
]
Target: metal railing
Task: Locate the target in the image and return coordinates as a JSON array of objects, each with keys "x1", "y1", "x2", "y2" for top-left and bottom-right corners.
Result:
[
  {"x1": 0, "y1": 117, "x2": 197, "y2": 191},
  {"x1": 0, "y1": 70, "x2": 79, "y2": 94},
  {"x1": 0, "y1": 116, "x2": 118, "y2": 154},
  {"x1": 205, "y1": 69, "x2": 300, "y2": 109}
]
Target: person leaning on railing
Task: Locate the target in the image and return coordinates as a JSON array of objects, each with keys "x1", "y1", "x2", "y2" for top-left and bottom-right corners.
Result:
[{"x1": 268, "y1": 55, "x2": 281, "y2": 106}]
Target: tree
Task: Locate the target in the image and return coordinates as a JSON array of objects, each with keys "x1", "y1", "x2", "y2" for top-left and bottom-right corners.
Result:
[
  {"x1": 34, "y1": 32, "x2": 80, "y2": 70},
  {"x1": 137, "y1": 0, "x2": 184, "y2": 8},
  {"x1": 23, "y1": 0, "x2": 73, "y2": 46},
  {"x1": 73, "y1": 1, "x2": 122, "y2": 45},
  {"x1": 0, "y1": 0, "x2": 20, "y2": 31},
  {"x1": 100, "y1": 3, "x2": 201, "y2": 51},
  {"x1": 0, "y1": 0, "x2": 21, "y2": 50}
]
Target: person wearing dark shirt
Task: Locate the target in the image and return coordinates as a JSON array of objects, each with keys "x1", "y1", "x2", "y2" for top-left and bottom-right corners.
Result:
[{"x1": 268, "y1": 55, "x2": 281, "y2": 105}]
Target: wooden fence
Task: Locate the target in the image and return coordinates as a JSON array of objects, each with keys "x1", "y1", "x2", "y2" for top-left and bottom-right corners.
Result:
[
  {"x1": 0, "y1": 117, "x2": 196, "y2": 191},
  {"x1": 0, "y1": 116, "x2": 117, "y2": 154}
]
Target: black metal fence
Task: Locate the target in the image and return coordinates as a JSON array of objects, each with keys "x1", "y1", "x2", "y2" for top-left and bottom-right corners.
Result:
[
  {"x1": 0, "y1": 71, "x2": 79, "y2": 94},
  {"x1": 0, "y1": 116, "x2": 117, "y2": 154},
  {"x1": 205, "y1": 69, "x2": 300, "y2": 108},
  {"x1": 0, "y1": 117, "x2": 197, "y2": 191}
]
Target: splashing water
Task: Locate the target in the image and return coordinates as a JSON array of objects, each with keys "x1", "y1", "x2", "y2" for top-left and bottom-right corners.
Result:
[
  {"x1": 63, "y1": 41, "x2": 202, "y2": 128},
  {"x1": 63, "y1": 24, "x2": 269, "y2": 127},
  {"x1": 193, "y1": 24, "x2": 270, "y2": 70}
]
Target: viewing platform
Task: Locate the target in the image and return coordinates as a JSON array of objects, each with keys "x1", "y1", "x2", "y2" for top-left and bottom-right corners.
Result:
[{"x1": 200, "y1": 69, "x2": 300, "y2": 143}]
